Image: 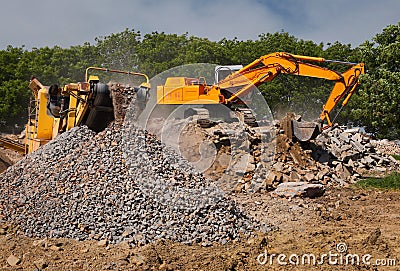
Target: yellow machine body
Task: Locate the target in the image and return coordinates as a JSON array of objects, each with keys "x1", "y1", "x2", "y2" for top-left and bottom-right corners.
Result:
[
  {"x1": 23, "y1": 67, "x2": 149, "y2": 154},
  {"x1": 25, "y1": 79, "x2": 92, "y2": 154},
  {"x1": 157, "y1": 77, "x2": 222, "y2": 104}
]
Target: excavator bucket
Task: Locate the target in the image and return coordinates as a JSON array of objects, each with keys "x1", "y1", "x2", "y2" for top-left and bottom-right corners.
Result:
[
  {"x1": 282, "y1": 113, "x2": 321, "y2": 142},
  {"x1": 292, "y1": 120, "x2": 321, "y2": 141}
]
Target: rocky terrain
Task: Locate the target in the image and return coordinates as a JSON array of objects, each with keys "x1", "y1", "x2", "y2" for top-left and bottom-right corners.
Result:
[
  {"x1": 0, "y1": 134, "x2": 24, "y2": 173},
  {"x1": 0, "y1": 85, "x2": 399, "y2": 270},
  {"x1": 151, "y1": 116, "x2": 400, "y2": 198}
]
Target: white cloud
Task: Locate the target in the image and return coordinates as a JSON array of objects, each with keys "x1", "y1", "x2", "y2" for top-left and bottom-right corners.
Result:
[
  {"x1": 0, "y1": 0, "x2": 399, "y2": 49},
  {"x1": 279, "y1": 0, "x2": 400, "y2": 46},
  {"x1": 124, "y1": 0, "x2": 284, "y2": 40}
]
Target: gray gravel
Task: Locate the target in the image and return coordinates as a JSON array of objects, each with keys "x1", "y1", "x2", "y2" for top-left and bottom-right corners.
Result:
[{"x1": 0, "y1": 105, "x2": 260, "y2": 245}]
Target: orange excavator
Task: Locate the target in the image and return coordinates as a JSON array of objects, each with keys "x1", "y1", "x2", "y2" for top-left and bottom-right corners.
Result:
[{"x1": 155, "y1": 52, "x2": 365, "y2": 141}]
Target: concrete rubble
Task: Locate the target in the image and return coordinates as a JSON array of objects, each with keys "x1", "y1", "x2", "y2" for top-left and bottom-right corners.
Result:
[
  {"x1": 6, "y1": 254, "x2": 21, "y2": 267},
  {"x1": 312, "y1": 126, "x2": 400, "y2": 176},
  {"x1": 194, "y1": 122, "x2": 400, "y2": 197},
  {"x1": 262, "y1": 125, "x2": 400, "y2": 198},
  {"x1": 272, "y1": 182, "x2": 325, "y2": 198}
]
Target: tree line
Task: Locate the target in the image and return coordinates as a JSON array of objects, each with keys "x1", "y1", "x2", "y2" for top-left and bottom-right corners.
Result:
[{"x1": 0, "y1": 23, "x2": 399, "y2": 139}]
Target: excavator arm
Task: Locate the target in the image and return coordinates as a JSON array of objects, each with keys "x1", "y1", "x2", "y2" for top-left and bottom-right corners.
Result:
[
  {"x1": 217, "y1": 52, "x2": 365, "y2": 139},
  {"x1": 219, "y1": 52, "x2": 364, "y2": 115},
  {"x1": 319, "y1": 63, "x2": 364, "y2": 125}
]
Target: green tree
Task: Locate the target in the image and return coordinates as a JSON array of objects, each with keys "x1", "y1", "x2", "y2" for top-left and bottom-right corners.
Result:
[
  {"x1": 0, "y1": 46, "x2": 25, "y2": 83},
  {"x1": 183, "y1": 36, "x2": 225, "y2": 64},
  {"x1": 0, "y1": 80, "x2": 30, "y2": 131},
  {"x1": 48, "y1": 44, "x2": 98, "y2": 83},
  {"x1": 348, "y1": 22, "x2": 400, "y2": 139},
  {"x1": 15, "y1": 44, "x2": 97, "y2": 85},
  {"x1": 95, "y1": 28, "x2": 141, "y2": 71},
  {"x1": 15, "y1": 47, "x2": 60, "y2": 83},
  {"x1": 136, "y1": 32, "x2": 189, "y2": 77}
]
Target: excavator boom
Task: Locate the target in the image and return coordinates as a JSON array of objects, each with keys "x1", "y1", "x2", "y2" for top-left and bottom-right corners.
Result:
[
  {"x1": 219, "y1": 52, "x2": 364, "y2": 107},
  {"x1": 217, "y1": 52, "x2": 364, "y2": 140}
]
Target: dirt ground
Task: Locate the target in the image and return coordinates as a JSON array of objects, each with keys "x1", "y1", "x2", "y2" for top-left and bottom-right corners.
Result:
[
  {"x1": 0, "y1": 146, "x2": 23, "y2": 174},
  {"x1": 1, "y1": 121, "x2": 399, "y2": 270},
  {"x1": 0, "y1": 186, "x2": 399, "y2": 270}
]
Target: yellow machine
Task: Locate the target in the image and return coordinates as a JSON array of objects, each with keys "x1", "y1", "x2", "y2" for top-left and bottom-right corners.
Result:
[
  {"x1": 25, "y1": 67, "x2": 149, "y2": 154},
  {"x1": 156, "y1": 52, "x2": 365, "y2": 140}
]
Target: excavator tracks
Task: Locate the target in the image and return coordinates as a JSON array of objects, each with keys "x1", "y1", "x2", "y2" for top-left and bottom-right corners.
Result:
[
  {"x1": 183, "y1": 107, "x2": 256, "y2": 128},
  {"x1": 236, "y1": 108, "x2": 256, "y2": 126},
  {"x1": 184, "y1": 108, "x2": 211, "y2": 128}
]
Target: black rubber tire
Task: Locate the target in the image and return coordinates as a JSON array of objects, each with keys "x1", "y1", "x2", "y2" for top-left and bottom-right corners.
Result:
[
  {"x1": 93, "y1": 83, "x2": 113, "y2": 107},
  {"x1": 84, "y1": 83, "x2": 114, "y2": 132}
]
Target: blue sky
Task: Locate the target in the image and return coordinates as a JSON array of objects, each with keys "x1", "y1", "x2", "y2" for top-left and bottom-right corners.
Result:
[{"x1": 0, "y1": 0, "x2": 399, "y2": 50}]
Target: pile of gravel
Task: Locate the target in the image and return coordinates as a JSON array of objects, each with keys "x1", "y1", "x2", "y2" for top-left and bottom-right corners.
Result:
[{"x1": 0, "y1": 117, "x2": 259, "y2": 245}]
